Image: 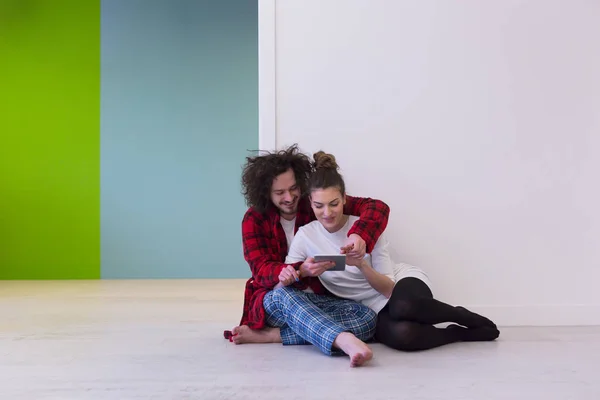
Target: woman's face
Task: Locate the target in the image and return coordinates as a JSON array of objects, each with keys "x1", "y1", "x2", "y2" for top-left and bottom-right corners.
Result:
[{"x1": 310, "y1": 187, "x2": 346, "y2": 232}]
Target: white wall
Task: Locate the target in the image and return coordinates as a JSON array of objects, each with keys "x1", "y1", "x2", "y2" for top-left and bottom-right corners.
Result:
[{"x1": 261, "y1": 0, "x2": 600, "y2": 326}]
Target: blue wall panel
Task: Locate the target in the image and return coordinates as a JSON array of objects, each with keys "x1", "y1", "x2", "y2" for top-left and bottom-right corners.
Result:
[{"x1": 100, "y1": 0, "x2": 257, "y2": 278}]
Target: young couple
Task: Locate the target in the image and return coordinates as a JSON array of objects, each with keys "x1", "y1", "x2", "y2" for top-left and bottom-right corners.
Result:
[{"x1": 224, "y1": 144, "x2": 499, "y2": 367}]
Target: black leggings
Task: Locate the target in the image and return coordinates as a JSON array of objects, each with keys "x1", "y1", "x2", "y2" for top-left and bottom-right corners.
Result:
[{"x1": 374, "y1": 278, "x2": 499, "y2": 351}]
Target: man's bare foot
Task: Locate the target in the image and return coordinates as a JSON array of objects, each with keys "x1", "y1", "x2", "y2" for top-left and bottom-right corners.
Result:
[
  {"x1": 231, "y1": 325, "x2": 282, "y2": 345},
  {"x1": 333, "y1": 332, "x2": 373, "y2": 367}
]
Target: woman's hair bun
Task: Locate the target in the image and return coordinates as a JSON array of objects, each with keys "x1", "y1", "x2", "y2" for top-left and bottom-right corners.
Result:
[{"x1": 313, "y1": 151, "x2": 339, "y2": 170}]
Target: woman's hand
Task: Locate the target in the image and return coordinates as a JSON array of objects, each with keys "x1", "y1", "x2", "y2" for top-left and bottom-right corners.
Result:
[
  {"x1": 299, "y1": 257, "x2": 335, "y2": 277},
  {"x1": 278, "y1": 265, "x2": 300, "y2": 286},
  {"x1": 345, "y1": 255, "x2": 366, "y2": 269},
  {"x1": 340, "y1": 234, "x2": 366, "y2": 259}
]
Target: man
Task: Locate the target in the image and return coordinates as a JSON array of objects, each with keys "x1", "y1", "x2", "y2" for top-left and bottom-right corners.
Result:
[{"x1": 224, "y1": 144, "x2": 391, "y2": 366}]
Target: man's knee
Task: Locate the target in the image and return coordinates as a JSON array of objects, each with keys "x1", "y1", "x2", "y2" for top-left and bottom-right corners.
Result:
[
  {"x1": 263, "y1": 290, "x2": 288, "y2": 325},
  {"x1": 263, "y1": 290, "x2": 282, "y2": 314},
  {"x1": 265, "y1": 286, "x2": 301, "y2": 311}
]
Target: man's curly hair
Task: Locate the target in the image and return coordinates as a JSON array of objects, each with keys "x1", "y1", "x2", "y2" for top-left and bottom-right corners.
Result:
[{"x1": 241, "y1": 144, "x2": 312, "y2": 213}]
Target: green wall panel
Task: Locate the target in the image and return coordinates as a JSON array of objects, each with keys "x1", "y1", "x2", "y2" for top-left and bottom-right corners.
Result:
[{"x1": 0, "y1": 0, "x2": 100, "y2": 279}]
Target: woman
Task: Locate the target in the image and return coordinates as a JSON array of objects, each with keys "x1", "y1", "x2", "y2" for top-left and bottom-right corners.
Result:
[{"x1": 278, "y1": 151, "x2": 500, "y2": 351}]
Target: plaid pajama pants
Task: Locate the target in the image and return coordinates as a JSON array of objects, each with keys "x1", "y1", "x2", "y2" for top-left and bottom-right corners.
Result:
[{"x1": 263, "y1": 286, "x2": 377, "y2": 356}]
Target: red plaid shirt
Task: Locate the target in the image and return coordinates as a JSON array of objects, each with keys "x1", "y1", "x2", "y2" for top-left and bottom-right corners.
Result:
[{"x1": 226, "y1": 195, "x2": 390, "y2": 335}]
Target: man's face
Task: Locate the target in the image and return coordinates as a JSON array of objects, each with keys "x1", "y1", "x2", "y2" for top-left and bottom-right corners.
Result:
[{"x1": 270, "y1": 169, "x2": 301, "y2": 220}]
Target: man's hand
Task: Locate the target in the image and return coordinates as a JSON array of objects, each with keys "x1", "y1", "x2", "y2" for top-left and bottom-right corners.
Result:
[
  {"x1": 341, "y1": 233, "x2": 366, "y2": 259},
  {"x1": 278, "y1": 265, "x2": 300, "y2": 287},
  {"x1": 299, "y1": 257, "x2": 335, "y2": 278}
]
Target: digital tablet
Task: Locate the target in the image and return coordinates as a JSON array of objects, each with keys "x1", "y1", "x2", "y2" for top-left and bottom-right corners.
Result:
[{"x1": 314, "y1": 254, "x2": 346, "y2": 271}]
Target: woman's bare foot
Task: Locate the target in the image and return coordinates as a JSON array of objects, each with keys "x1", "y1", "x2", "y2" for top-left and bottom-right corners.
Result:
[
  {"x1": 333, "y1": 332, "x2": 373, "y2": 367},
  {"x1": 231, "y1": 325, "x2": 282, "y2": 345}
]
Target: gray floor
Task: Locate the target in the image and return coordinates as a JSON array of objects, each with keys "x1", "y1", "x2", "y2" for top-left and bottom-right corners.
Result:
[{"x1": 1, "y1": 280, "x2": 598, "y2": 399}]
